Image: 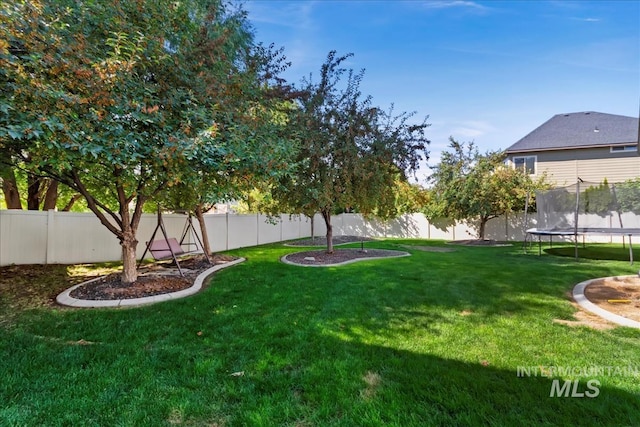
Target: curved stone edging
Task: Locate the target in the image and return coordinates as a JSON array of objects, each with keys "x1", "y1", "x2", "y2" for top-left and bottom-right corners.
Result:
[
  {"x1": 572, "y1": 276, "x2": 640, "y2": 329},
  {"x1": 56, "y1": 258, "x2": 246, "y2": 308},
  {"x1": 280, "y1": 251, "x2": 410, "y2": 267}
]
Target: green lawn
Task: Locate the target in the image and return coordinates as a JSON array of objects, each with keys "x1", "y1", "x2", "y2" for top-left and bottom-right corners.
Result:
[{"x1": 1, "y1": 239, "x2": 639, "y2": 426}]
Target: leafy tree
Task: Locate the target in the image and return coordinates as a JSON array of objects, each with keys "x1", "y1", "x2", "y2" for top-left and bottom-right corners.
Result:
[
  {"x1": 157, "y1": 42, "x2": 298, "y2": 256},
  {"x1": 390, "y1": 179, "x2": 431, "y2": 217},
  {"x1": 615, "y1": 178, "x2": 640, "y2": 214},
  {"x1": 428, "y1": 138, "x2": 547, "y2": 239},
  {"x1": 581, "y1": 179, "x2": 615, "y2": 216},
  {"x1": 0, "y1": 0, "x2": 281, "y2": 283},
  {"x1": 272, "y1": 51, "x2": 429, "y2": 253}
]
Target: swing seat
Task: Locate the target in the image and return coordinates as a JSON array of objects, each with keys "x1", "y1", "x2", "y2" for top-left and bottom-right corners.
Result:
[{"x1": 147, "y1": 237, "x2": 188, "y2": 260}]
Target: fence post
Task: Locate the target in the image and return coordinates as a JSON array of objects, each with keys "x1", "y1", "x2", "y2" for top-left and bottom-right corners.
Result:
[
  {"x1": 225, "y1": 212, "x2": 229, "y2": 251},
  {"x1": 46, "y1": 209, "x2": 55, "y2": 265}
]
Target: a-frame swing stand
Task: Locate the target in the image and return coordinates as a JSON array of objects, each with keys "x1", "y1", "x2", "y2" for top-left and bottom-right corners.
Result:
[{"x1": 138, "y1": 209, "x2": 210, "y2": 277}]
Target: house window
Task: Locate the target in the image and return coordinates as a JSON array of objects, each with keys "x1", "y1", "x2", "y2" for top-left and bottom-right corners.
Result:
[
  {"x1": 610, "y1": 145, "x2": 637, "y2": 153},
  {"x1": 513, "y1": 156, "x2": 536, "y2": 174}
]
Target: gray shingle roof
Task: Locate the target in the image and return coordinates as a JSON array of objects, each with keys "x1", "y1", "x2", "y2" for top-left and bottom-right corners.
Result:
[{"x1": 505, "y1": 111, "x2": 639, "y2": 153}]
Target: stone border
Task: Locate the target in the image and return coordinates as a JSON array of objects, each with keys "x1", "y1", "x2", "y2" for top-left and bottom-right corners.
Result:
[
  {"x1": 280, "y1": 251, "x2": 410, "y2": 267},
  {"x1": 56, "y1": 258, "x2": 246, "y2": 308},
  {"x1": 572, "y1": 276, "x2": 640, "y2": 329}
]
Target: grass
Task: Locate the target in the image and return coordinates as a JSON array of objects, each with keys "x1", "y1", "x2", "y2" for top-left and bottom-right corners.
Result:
[
  {"x1": 1, "y1": 240, "x2": 639, "y2": 426},
  {"x1": 545, "y1": 242, "x2": 640, "y2": 262}
]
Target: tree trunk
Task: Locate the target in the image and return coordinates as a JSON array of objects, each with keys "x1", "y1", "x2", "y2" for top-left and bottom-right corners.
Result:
[
  {"x1": 120, "y1": 231, "x2": 139, "y2": 284},
  {"x1": 310, "y1": 214, "x2": 315, "y2": 239},
  {"x1": 479, "y1": 217, "x2": 487, "y2": 240},
  {"x1": 0, "y1": 167, "x2": 22, "y2": 209},
  {"x1": 195, "y1": 204, "x2": 212, "y2": 263},
  {"x1": 42, "y1": 180, "x2": 58, "y2": 210},
  {"x1": 26, "y1": 174, "x2": 43, "y2": 210},
  {"x1": 321, "y1": 209, "x2": 333, "y2": 254}
]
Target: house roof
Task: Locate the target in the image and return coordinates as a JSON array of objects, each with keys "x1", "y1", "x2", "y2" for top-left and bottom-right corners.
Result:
[{"x1": 505, "y1": 111, "x2": 639, "y2": 154}]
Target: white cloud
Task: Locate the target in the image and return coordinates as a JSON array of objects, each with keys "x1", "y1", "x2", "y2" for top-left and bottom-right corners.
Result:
[
  {"x1": 450, "y1": 120, "x2": 496, "y2": 139},
  {"x1": 421, "y1": 1, "x2": 487, "y2": 11}
]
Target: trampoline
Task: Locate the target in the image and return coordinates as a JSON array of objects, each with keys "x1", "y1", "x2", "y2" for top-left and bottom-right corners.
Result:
[{"x1": 525, "y1": 180, "x2": 640, "y2": 264}]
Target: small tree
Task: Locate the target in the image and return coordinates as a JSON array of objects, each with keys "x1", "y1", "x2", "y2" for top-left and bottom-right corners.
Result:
[
  {"x1": 428, "y1": 138, "x2": 547, "y2": 240},
  {"x1": 273, "y1": 52, "x2": 429, "y2": 253}
]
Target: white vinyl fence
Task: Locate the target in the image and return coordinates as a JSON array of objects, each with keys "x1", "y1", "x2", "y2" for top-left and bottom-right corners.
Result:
[
  {"x1": 0, "y1": 210, "x2": 314, "y2": 266},
  {"x1": 0, "y1": 209, "x2": 549, "y2": 267},
  {"x1": 0, "y1": 210, "x2": 524, "y2": 266}
]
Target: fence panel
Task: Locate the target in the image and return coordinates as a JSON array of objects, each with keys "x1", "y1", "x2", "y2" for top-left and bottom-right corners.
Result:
[
  {"x1": 281, "y1": 214, "x2": 307, "y2": 241},
  {"x1": 48, "y1": 212, "x2": 121, "y2": 264},
  {"x1": 386, "y1": 214, "x2": 429, "y2": 238},
  {"x1": 312, "y1": 213, "x2": 328, "y2": 238},
  {"x1": 258, "y1": 214, "x2": 282, "y2": 245},
  {"x1": 0, "y1": 210, "x2": 48, "y2": 265},
  {"x1": 4, "y1": 209, "x2": 588, "y2": 266},
  {"x1": 227, "y1": 214, "x2": 259, "y2": 249},
  {"x1": 203, "y1": 214, "x2": 229, "y2": 252},
  {"x1": 428, "y1": 218, "x2": 454, "y2": 240}
]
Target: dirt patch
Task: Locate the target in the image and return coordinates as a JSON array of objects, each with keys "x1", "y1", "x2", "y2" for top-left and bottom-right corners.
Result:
[
  {"x1": 283, "y1": 248, "x2": 408, "y2": 266},
  {"x1": 583, "y1": 276, "x2": 640, "y2": 322},
  {"x1": 553, "y1": 307, "x2": 617, "y2": 330},
  {"x1": 556, "y1": 276, "x2": 640, "y2": 329}
]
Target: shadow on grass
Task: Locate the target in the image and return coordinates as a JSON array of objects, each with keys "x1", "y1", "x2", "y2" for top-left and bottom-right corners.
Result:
[
  {"x1": 545, "y1": 245, "x2": 640, "y2": 262},
  {"x1": 1, "y1": 319, "x2": 638, "y2": 426}
]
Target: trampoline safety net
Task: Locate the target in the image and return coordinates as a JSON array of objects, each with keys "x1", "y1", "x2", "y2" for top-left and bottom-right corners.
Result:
[{"x1": 535, "y1": 180, "x2": 640, "y2": 233}]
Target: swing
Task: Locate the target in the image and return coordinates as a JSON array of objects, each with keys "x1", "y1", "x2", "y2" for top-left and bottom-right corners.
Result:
[{"x1": 138, "y1": 208, "x2": 209, "y2": 277}]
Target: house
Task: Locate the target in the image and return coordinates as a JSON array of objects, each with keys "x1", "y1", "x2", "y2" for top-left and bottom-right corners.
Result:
[{"x1": 505, "y1": 111, "x2": 639, "y2": 186}]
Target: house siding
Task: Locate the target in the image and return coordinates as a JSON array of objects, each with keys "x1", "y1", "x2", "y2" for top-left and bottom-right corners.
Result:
[
  {"x1": 505, "y1": 111, "x2": 639, "y2": 188},
  {"x1": 508, "y1": 147, "x2": 640, "y2": 186}
]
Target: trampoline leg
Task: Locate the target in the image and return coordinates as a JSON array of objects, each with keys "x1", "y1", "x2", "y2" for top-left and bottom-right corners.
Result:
[
  {"x1": 538, "y1": 235, "x2": 542, "y2": 256},
  {"x1": 629, "y1": 235, "x2": 633, "y2": 266}
]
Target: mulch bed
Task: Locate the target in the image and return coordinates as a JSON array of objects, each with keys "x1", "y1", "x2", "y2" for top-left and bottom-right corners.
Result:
[
  {"x1": 69, "y1": 254, "x2": 238, "y2": 301},
  {"x1": 284, "y1": 235, "x2": 405, "y2": 265}
]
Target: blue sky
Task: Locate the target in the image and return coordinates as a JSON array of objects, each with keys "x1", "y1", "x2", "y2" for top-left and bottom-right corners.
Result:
[{"x1": 244, "y1": 0, "x2": 640, "y2": 181}]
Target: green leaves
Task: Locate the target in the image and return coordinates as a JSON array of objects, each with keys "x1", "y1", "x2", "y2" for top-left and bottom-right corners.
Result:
[
  {"x1": 1, "y1": 0, "x2": 300, "y2": 281},
  {"x1": 271, "y1": 51, "x2": 429, "y2": 249},
  {"x1": 428, "y1": 138, "x2": 547, "y2": 238}
]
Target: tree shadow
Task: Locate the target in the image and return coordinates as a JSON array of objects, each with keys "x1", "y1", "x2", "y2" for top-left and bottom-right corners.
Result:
[{"x1": 277, "y1": 334, "x2": 640, "y2": 426}]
